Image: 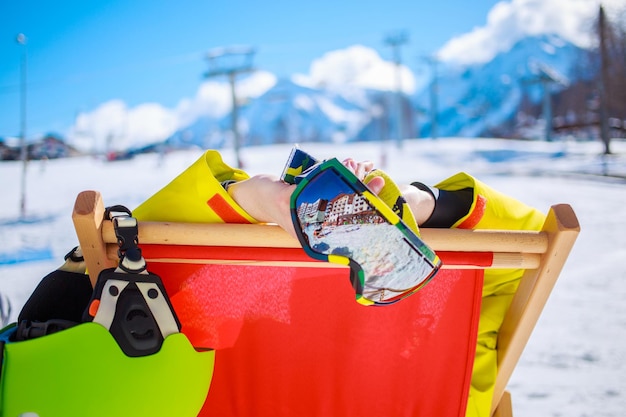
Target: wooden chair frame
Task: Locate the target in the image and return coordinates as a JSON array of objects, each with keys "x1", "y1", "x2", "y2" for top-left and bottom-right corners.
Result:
[{"x1": 72, "y1": 190, "x2": 579, "y2": 417}]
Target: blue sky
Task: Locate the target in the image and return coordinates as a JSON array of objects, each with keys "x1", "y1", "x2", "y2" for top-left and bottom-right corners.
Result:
[
  {"x1": 0, "y1": 0, "x2": 615, "y2": 144},
  {"x1": 0, "y1": 0, "x2": 502, "y2": 138}
]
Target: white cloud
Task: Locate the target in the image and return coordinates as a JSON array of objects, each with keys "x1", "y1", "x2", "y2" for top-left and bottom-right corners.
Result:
[
  {"x1": 176, "y1": 80, "x2": 231, "y2": 126},
  {"x1": 295, "y1": 45, "x2": 416, "y2": 94},
  {"x1": 69, "y1": 71, "x2": 277, "y2": 151},
  {"x1": 69, "y1": 100, "x2": 180, "y2": 152},
  {"x1": 70, "y1": 100, "x2": 126, "y2": 152},
  {"x1": 238, "y1": 71, "x2": 277, "y2": 99},
  {"x1": 437, "y1": 0, "x2": 624, "y2": 65},
  {"x1": 126, "y1": 103, "x2": 179, "y2": 144}
]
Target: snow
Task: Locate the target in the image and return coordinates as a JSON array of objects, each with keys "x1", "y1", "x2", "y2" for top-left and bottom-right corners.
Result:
[{"x1": 1, "y1": 137, "x2": 625, "y2": 416}]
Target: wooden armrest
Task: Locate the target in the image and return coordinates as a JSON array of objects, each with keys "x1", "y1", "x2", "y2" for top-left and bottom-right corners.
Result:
[{"x1": 490, "y1": 204, "x2": 580, "y2": 415}]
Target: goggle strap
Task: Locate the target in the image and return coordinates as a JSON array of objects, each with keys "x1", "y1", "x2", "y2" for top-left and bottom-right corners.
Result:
[{"x1": 281, "y1": 147, "x2": 320, "y2": 184}]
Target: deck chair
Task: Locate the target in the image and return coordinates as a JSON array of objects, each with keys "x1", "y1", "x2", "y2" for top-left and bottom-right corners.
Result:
[{"x1": 72, "y1": 190, "x2": 579, "y2": 417}]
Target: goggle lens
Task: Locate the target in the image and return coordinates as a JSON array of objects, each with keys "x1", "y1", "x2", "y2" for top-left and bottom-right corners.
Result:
[{"x1": 291, "y1": 161, "x2": 440, "y2": 305}]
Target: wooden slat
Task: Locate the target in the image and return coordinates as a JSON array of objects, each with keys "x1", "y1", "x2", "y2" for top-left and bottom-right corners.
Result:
[{"x1": 101, "y1": 220, "x2": 549, "y2": 254}]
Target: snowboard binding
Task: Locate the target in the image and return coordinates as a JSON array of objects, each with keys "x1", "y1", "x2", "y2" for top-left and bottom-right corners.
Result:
[{"x1": 83, "y1": 205, "x2": 181, "y2": 357}]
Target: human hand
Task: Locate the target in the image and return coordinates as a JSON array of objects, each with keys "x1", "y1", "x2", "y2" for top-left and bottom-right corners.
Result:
[
  {"x1": 341, "y1": 158, "x2": 385, "y2": 195},
  {"x1": 341, "y1": 158, "x2": 435, "y2": 226},
  {"x1": 228, "y1": 175, "x2": 298, "y2": 238}
]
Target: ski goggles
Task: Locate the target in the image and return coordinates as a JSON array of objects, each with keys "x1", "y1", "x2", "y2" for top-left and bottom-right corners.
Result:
[{"x1": 290, "y1": 158, "x2": 441, "y2": 305}]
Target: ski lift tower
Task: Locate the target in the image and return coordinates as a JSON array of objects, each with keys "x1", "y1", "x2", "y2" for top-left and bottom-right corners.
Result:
[
  {"x1": 204, "y1": 46, "x2": 255, "y2": 168},
  {"x1": 384, "y1": 31, "x2": 409, "y2": 149},
  {"x1": 422, "y1": 55, "x2": 440, "y2": 140}
]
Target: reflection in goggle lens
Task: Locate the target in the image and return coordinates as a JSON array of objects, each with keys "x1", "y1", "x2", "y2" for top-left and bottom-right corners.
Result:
[{"x1": 294, "y1": 168, "x2": 438, "y2": 304}]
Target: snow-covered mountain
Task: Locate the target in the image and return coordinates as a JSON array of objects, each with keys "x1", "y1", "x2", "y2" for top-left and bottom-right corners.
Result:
[
  {"x1": 166, "y1": 34, "x2": 590, "y2": 149},
  {"x1": 244, "y1": 78, "x2": 372, "y2": 146},
  {"x1": 414, "y1": 34, "x2": 591, "y2": 138}
]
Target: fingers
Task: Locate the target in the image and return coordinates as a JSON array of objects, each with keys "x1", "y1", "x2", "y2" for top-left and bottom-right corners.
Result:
[
  {"x1": 342, "y1": 158, "x2": 375, "y2": 180},
  {"x1": 365, "y1": 176, "x2": 385, "y2": 195},
  {"x1": 342, "y1": 158, "x2": 358, "y2": 174},
  {"x1": 342, "y1": 158, "x2": 386, "y2": 195}
]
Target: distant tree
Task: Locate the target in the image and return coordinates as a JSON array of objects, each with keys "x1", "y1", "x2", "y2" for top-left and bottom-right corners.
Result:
[
  {"x1": 549, "y1": 6, "x2": 626, "y2": 148},
  {"x1": 596, "y1": 5, "x2": 626, "y2": 153},
  {"x1": 607, "y1": 7, "x2": 626, "y2": 135}
]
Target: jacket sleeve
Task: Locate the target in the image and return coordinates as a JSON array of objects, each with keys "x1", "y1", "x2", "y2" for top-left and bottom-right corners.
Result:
[{"x1": 133, "y1": 150, "x2": 257, "y2": 224}]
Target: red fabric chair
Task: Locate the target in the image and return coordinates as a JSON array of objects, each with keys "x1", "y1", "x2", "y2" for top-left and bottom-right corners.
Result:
[{"x1": 72, "y1": 191, "x2": 579, "y2": 417}]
